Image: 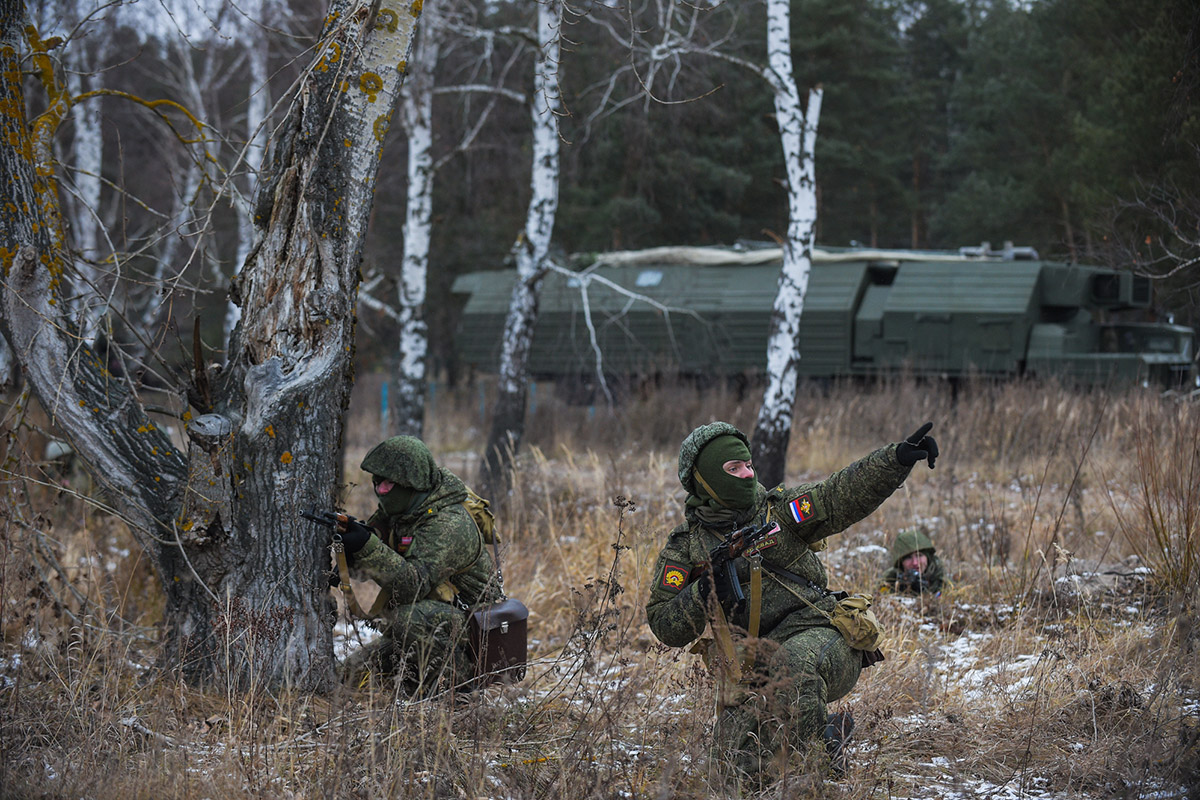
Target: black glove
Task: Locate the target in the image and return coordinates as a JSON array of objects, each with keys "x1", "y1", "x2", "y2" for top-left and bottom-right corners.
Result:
[
  {"x1": 335, "y1": 516, "x2": 374, "y2": 554},
  {"x1": 697, "y1": 560, "x2": 744, "y2": 616},
  {"x1": 896, "y1": 422, "x2": 938, "y2": 469}
]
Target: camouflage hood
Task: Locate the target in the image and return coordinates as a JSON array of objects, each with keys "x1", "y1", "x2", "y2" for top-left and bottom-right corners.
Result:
[
  {"x1": 677, "y1": 421, "x2": 751, "y2": 496},
  {"x1": 889, "y1": 528, "x2": 936, "y2": 567},
  {"x1": 361, "y1": 436, "x2": 438, "y2": 491}
]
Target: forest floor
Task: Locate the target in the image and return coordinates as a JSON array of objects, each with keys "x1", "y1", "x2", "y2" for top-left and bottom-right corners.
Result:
[{"x1": 2, "y1": 376, "x2": 1198, "y2": 799}]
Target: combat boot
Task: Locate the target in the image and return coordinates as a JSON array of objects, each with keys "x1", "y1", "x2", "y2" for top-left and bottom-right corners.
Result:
[{"x1": 823, "y1": 711, "x2": 855, "y2": 777}]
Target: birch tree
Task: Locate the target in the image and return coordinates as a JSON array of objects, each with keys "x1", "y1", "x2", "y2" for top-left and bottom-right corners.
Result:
[
  {"x1": 224, "y1": 0, "x2": 275, "y2": 347},
  {"x1": 391, "y1": 5, "x2": 445, "y2": 437},
  {"x1": 383, "y1": 1, "x2": 529, "y2": 437},
  {"x1": 479, "y1": 0, "x2": 563, "y2": 500},
  {"x1": 600, "y1": 0, "x2": 822, "y2": 486},
  {"x1": 749, "y1": 0, "x2": 822, "y2": 488},
  {"x1": 0, "y1": 0, "x2": 421, "y2": 689}
]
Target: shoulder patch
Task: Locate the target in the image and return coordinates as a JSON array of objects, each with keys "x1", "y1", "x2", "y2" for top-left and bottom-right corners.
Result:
[
  {"x1": 789, "y1": 493, "x2": 815, "y2": 523},
  {"x1": 660, "y1": 562, "x2": 690, "y2": 592}
]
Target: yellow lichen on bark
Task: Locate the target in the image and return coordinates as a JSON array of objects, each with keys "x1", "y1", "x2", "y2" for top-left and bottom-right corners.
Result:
[
  {"x1": 375, "y1": 8, "x2": 399, "y2": 32},
  {"x1": 359, "y1": 72, "x2": 383, "y2": 102}
]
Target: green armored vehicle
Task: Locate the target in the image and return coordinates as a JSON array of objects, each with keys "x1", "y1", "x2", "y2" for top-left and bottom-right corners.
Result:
[{"x1": 450, "y1": 245, "x2": 1196, "y2": 388}]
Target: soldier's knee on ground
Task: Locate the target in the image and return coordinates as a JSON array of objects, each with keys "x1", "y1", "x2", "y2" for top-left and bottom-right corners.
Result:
[{"x1": 340, "y1": 636, "x2": 403, "y2": 685}]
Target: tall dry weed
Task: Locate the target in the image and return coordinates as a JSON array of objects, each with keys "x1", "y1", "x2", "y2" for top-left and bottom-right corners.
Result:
[
  {"x1": 3, "y1": 376, "x2": 1198, "y2": 799},
  {"x1": 1101, "y1": 396, "x2": 1200, "y2": 613}
]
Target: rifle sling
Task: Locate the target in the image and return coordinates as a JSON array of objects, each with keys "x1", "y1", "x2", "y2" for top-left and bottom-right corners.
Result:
[
  {"x1": 761, "y1": 561, "x2": 837, "y2": 598},
  {"x1": 692, "y1": 470, "x2": 728, "y2": 508},
  {"x1": 334, "y1": 543, "x2": 391, "y2": 618},
  {"x1": 743, "y1": 557, "x2": 763, "y2": 675}
]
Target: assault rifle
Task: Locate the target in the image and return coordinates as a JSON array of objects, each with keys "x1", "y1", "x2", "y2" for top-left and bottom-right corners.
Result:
[
  {"x1": 300, "y1": 508, "x2": 375, "y2": 547},
  {"x1": 302, "y1": 508, "x2": 383, "y2": 615},
  {"x1": 691, "y1": 519, "x2": 778, "y2": 610},
  {"x1": 898, "y1": 568, "x2": 928, "y2": 594}
]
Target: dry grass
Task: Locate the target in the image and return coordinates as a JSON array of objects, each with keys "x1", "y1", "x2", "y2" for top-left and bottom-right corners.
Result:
[{"x1": 2, "y1": 376, "x2": 1199, "y2": 799}]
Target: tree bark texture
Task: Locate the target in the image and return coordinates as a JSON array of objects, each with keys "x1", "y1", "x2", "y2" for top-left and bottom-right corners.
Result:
[
  {"x1": 0, "y1": 0, "x2": 421, "y2": 690},
  {"x1": 751, "y1": 0, "x2": 823, "y2": 489},
  {"x1": 480, "y1": 1, "x2": 562, "y2": 502}
]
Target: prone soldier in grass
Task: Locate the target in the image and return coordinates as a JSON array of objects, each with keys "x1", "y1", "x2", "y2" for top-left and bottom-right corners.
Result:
[
  {"x1": 878, "y1": 527, "x2": 950, "y2": 595},
  {"x1": 645, "y1": 421, "x2": 938, "y2": 780},
  {"x1": 320, "y1": 436, "x2": 502, "y2": 694}
]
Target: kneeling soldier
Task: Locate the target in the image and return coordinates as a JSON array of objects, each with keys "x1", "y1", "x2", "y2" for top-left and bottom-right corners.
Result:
[
  {"x1": 645, "y1": 421, "x2": 938, "y2": 780},
  {"x1": 331, "y1": 436, "x2": 502, "y2": 694}
]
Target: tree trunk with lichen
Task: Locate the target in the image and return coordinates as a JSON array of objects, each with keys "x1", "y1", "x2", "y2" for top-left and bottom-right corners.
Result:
[{"x1": 0, "y1": 0, "x2": 421, "y2": 690}]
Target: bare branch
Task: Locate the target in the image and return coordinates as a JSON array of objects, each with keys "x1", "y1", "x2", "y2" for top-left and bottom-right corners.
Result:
[{"x1": 543, "y1": 258, "x2": 706, "y2": 407}]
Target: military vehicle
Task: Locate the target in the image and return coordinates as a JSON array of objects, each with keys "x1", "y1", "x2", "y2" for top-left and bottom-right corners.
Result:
[{"x1": 450, "y1": 244, "x2": 1196, "y2": 389}]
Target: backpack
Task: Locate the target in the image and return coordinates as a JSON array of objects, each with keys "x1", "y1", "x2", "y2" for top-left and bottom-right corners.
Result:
[{"x1": 463, "y1": 487, "x2": 497, "y2": 544}]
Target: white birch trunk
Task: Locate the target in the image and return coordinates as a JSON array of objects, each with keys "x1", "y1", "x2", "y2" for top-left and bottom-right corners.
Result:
[
  {"x1": 66, "y1": 62, "x2": 104, "y2": 261},
  {"x1": 130, "y1": 39, "x2": 221, "y2": 370},
  {"x1": 62, "y1": 35, "x2": 109, "y2": 341},
  {"x1": 481, "y1": 1, "x2": 562, "y2": 498},
  {"x1": 0, "y1": 338, "x2": 13, "y2": 390},
  {"x1": 392, "y1": 9, "x2": 443, "y2": 437},
  {"x1": 750, "y1": 0, "x2": 823, "y2": 488},
  {"x1": 226, "y1": 26, "x2": 271, "y2": 347}
]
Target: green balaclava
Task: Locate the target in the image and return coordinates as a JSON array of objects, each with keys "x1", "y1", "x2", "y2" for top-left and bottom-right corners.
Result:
[
  {"x1": 693, "y1": 434, "x2": 757, "y2": 510},
  {"x1": 360, "y1": 435, "x2": 438, "y2": 517},
  {"x1": 375, "y1": 483, "x2": 420, "y2": 517}
]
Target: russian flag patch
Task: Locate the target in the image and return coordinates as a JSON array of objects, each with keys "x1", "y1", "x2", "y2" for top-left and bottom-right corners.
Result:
[{"x1": 789, "y1": 493, "x2": 815, "y2": 523}]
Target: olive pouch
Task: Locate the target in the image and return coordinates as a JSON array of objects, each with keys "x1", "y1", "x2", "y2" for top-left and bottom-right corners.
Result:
[{"x1": 828, "y1": 592, "x2": 883, "y2": 651}]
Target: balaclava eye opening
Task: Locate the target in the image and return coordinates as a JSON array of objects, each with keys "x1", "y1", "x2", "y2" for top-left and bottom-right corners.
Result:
[{"x1": 693, "y1": 434, "x2": 756, "y2": 510}]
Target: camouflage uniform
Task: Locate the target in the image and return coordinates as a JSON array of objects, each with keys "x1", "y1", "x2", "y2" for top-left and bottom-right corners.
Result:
[
  {"x1": 878, "y1": 528, "x2": 948, "y2": 595},
  {"x1": 342, "y1": 437, "x2": 502, "y2": 693},
  {"x1": 645, "y1": 422, "x2": 914, "y2": 776}
]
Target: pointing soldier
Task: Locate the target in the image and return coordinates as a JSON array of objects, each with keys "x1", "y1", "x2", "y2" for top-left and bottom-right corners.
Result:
[{"x1": 645, "y1": 421, "x2": 938, "y2": 780}]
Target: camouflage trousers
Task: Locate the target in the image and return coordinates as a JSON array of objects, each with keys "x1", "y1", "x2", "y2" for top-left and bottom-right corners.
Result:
[
  {"x1": 341, "y1": 599, "x2": 477, "y2": 695},
  {"x1": 715, "y1": 625, "x2": 862, "y2": 777}
]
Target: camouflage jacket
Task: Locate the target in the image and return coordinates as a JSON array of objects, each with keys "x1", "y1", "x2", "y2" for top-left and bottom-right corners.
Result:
[
  {"x1": 646, "y1": 427, "x2": 912, "y2": 649},
  {"x1": 350, "y1": 467, "x2": 501, "y2": 608}
]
